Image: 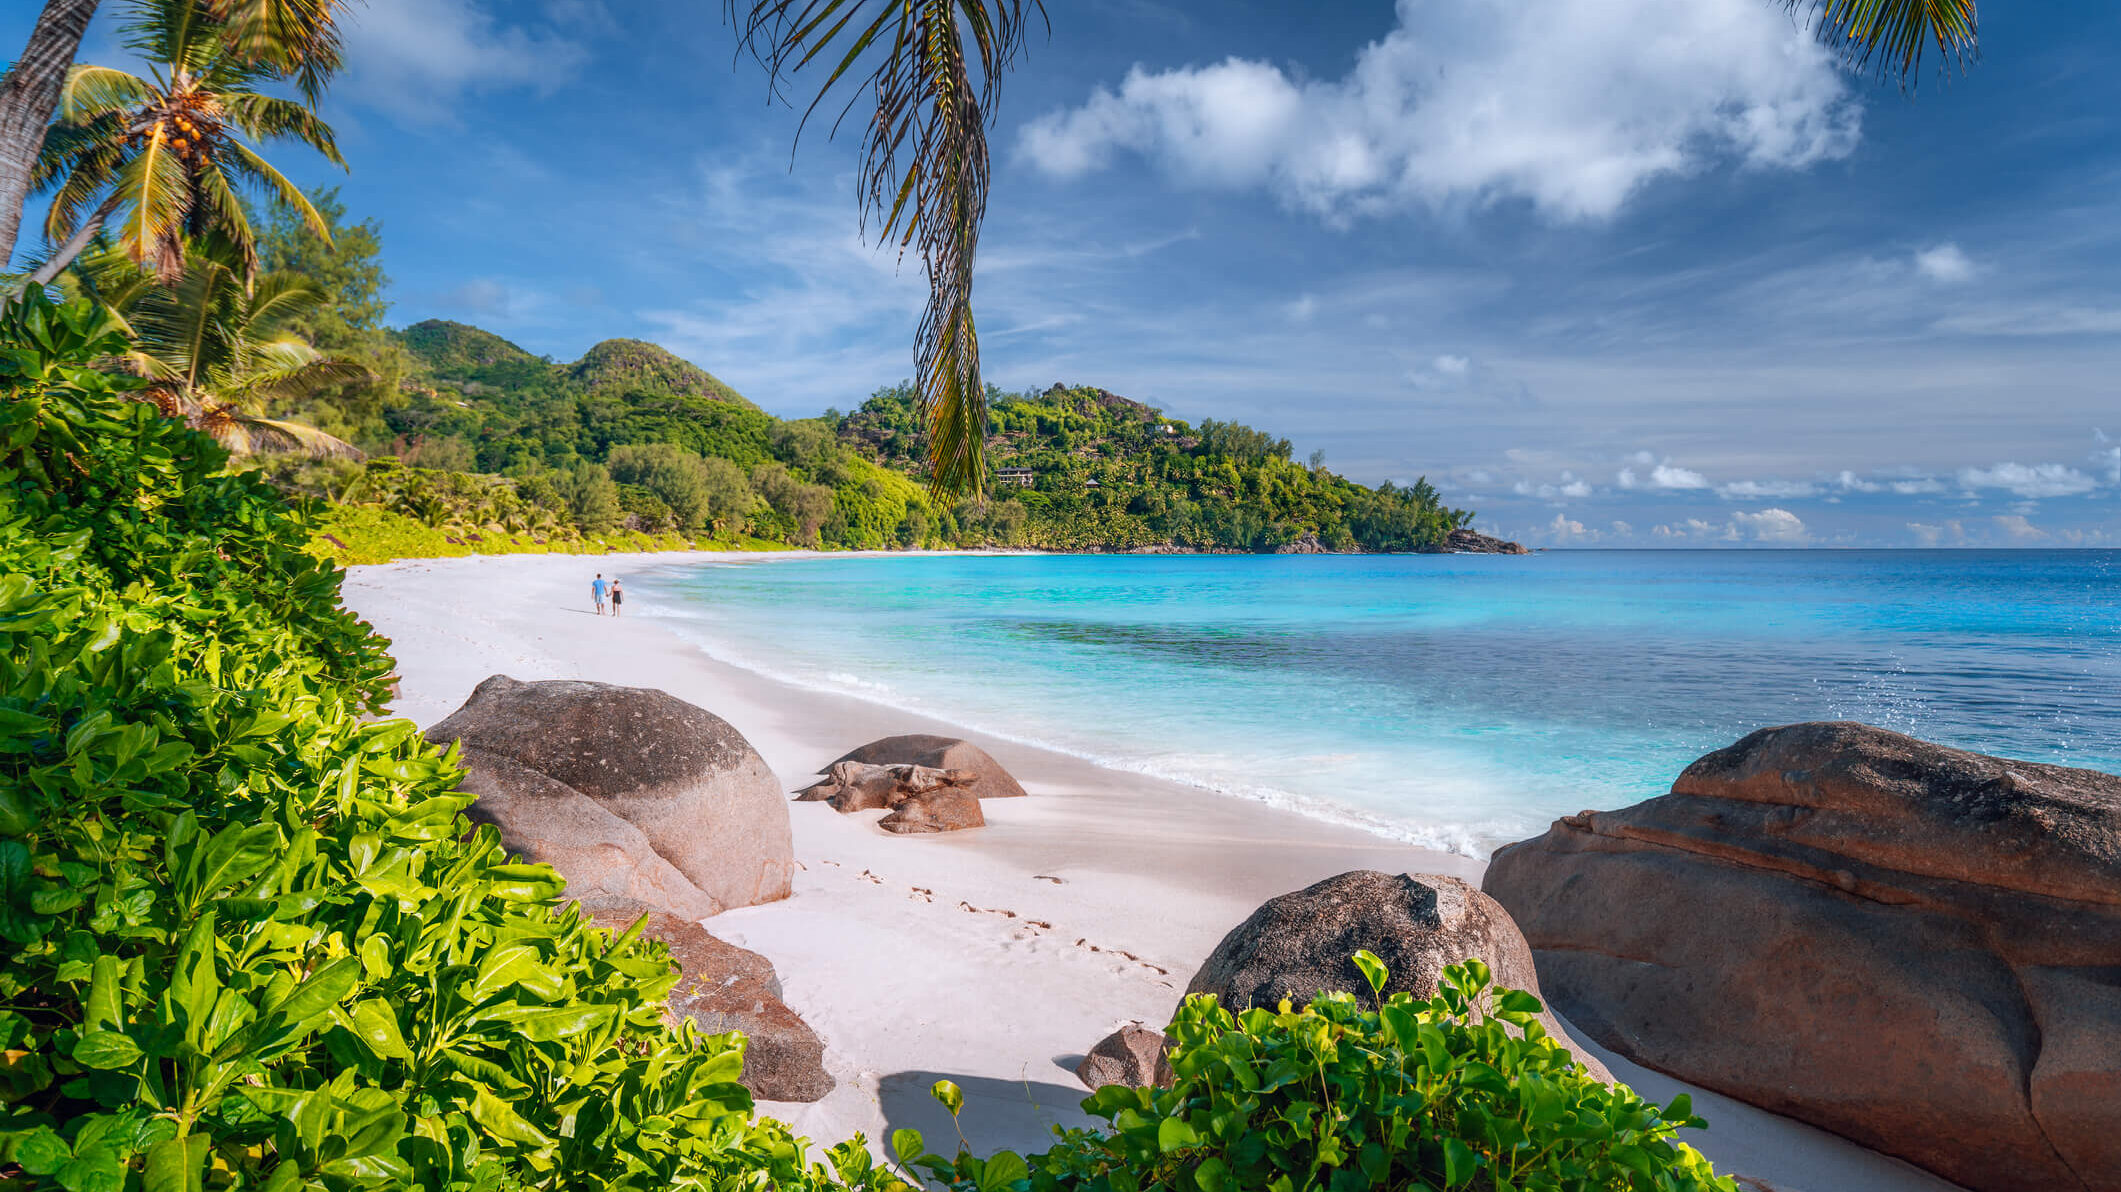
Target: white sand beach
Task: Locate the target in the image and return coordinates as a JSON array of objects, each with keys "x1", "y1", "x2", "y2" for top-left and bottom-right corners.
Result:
[{"x1": 342, "y1": 550, "x2": 1964, "y2": 1192}]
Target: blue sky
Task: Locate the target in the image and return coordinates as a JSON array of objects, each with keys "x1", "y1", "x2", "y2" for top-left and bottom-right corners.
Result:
[{"x1": 10, "y1": 0, "x2": 2121, "y2": 547}]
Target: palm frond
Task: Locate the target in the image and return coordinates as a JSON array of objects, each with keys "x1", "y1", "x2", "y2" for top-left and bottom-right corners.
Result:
[
  {"x1": 222, "y1": 91, "x2": 346, "y2": 168},
  {"x1": 1793, "y1": 0, "x2": 1978, "y2": 85},
  {"x1": 731, "y1": 0, "x2": 1047, "y2": 497},
  {"x1": 224, "y1": 351, "x2": 372, "y2": 406},
  {"x1": 110, "y1": 124, "x2": 192, "y2": 278},
  {"x1": 222, "y1": 138, "x2": 331, "y2": 239},
  {"x1": 193, "y1": 402, "x2": 363, "y2": 459},
  {"x1": 58, "y1": 65, "x2": 159, "y2": 121},
  {"x1": 240, "y1": 269, "x2": 328, "y2": 334},
  {"x1": 210, "y1": 0, "x2": 346, "y2": 104}
]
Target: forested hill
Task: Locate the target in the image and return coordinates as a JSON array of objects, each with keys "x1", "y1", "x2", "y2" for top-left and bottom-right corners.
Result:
[{"x1": 296, "y1": 318, "x2": 1474, "y2": 559}]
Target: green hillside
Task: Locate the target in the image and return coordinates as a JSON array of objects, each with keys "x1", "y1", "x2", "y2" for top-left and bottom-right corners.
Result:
[
  {"x1": 287, "y1": 320, "x2": 1472, "y2": 562},
  {"x1": 569, "y1": 337, "x2": 755, "y2": 408}
]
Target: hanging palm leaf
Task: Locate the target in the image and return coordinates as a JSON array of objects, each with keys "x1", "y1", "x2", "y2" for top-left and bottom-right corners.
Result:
[{"x1": 732, "y1": 0, "x2": 1046, "y2": 498}]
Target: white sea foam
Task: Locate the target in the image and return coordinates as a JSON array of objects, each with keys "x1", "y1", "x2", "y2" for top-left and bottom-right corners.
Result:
[{"x1": 644, "y1": 600, "x2": 1541, "y2": 858}]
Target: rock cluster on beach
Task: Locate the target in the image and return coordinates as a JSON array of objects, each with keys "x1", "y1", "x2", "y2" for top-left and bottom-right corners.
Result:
[
  {"x1": 1484, "y1": 721, "x2": 2121, "y2": 1192},
  {"x1": 430, "y1": 675, "x2": 795, "y2": 916},
  {"x1": 796, "y1": 735, "x2": 1025, "y2": 833}
]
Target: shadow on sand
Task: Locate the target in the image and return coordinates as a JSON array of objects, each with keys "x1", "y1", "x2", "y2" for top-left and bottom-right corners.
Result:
[{"x1": 878, "y1": 1070, "x2": 1095, "y2": 1157}]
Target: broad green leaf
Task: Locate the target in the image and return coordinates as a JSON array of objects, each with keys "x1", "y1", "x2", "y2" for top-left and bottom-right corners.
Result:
[
  {"x1": 70, "y1": 1031, "x2": 142, "y2": 1069},
  {"x1": 348, "y1": 999, "x2": 413, "y2": 1060}
]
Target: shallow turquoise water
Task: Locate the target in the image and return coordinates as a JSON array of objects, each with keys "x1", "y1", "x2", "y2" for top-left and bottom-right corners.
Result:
[{"x1": 630, "y1": 551, "x2": 2121, "y2": 855}]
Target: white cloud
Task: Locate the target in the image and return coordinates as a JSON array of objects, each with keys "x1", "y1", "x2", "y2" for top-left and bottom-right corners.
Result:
[
  {"x1": 339, "y1": 0, "x2": 592, "y2": 120},
  {"x1": 1731, "y1": 507, "x2": 1808, "y2": 544},
  {"x1": 1955, "y1": 462, "x2": 2100, "y2": 499},
  {"x1": 1889, "y1": 477, "x2": 1946, "y2": 495},
  {"x1": 1993, "y1": 514, "x2": 2048, "y2": 541},
  {"x1": 1433, "y1": 354, "x2": 1471, "y2": 376},
  {"x1": 1719, "y1": 478, "x2": 1818, "y2": 500},
  {"x1": 2095, "y1": 445, "x2": 2121, "y2": 484},
  {"x1": 1650, "y1": 464, "x2": 1710, "y2": 489},
  {"x1": 1913, "y1": 243, "x2": 1974, "y2": 284},
  {"x1": 1019, "y1": 0, "x2": 1859, "y2": 223},
  {"x1": 1906, "y1": 521, "x2": 1961, "y2": 547},
  {"x1": 1285, "y1": 294, "x2": 1320, "y2": 323},
  {"x1": 1610, "y1": 520, "x2": 1633, "y2": 535},
  {"x1": 1546, "y1": 513, "x2": 1589, "y2": 541},
  {"x1": 1513, "y1": 470, "x2": 1592, "y2": 500}
]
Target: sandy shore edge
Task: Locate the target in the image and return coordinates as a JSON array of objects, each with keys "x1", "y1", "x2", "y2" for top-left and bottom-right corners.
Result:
[{"x1": 341, "y1": 550, "x2": 1962, "y2": 1192}]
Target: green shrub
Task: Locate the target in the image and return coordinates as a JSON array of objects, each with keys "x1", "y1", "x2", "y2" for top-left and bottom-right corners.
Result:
[
  {"x1": 0, "y1": 290, "x2": 889, "y2": 1192},
  {"x1": 897, "y1": 956, "x2": 1731, "y2": 1192}
]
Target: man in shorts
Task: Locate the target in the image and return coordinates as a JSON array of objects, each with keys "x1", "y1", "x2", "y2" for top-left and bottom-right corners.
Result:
[{"x1": 591, "y1": 573, "x2": 608, "y2": 615}]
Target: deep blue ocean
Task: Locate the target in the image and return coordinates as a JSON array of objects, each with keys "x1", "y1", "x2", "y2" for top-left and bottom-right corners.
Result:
[{"x1": 631, "y1": 551, "x2": 2121, "y2": 855}]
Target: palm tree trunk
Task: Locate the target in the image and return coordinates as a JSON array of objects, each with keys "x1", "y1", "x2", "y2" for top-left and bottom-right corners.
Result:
[
  {"x1": 0, "y1": 0, "x2": 101, "y2": 270},
  {"x1": 27, "y1": 187, "x2": 117, "y2": 284}
]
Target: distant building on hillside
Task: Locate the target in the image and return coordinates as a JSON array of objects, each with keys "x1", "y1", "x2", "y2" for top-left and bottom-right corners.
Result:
[{"x1": 995, "y1": 467, "x2": 1035, "y2": 489}]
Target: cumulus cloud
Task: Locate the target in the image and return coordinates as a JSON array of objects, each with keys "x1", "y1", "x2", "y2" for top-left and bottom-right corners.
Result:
[
  {"x1": 1906, "y1": 521, "x2": 1962, "y2": 547},
  {"x1": 1732, "y1": 507, "x2": 1809, "y2": 544},
  {"x1": 1433, "y1": 354, "x2": 1470, "y2": 376},
  {"x1": 1621, "y1": 460, "x2": 1711, "y2": 490},
  {"x1": 1547, "y1": 513, "x2": 1589, "y2": 540},
  {"x1": 1513, "y1": 470, "x2": 1592, "y2": 500},
  {"x1": 1914, "y1": 243, "x2": 1974, "y2": 283},
  {"x1": 1955, "y1": 462, "x2": 2100, "y2": 499},
  {"x1": 338, "y1": 0, "x2": 594, "y2": 119},
  {"x1": 2095, "y1": 444, "x2": 2121, "y2": 484},
  {"x1": 1993, "y1": 514, "x2": 2048, "y2": 541},
  {"x1": 1018, "y1": 0, "x2": 1860, "y2": 223}
]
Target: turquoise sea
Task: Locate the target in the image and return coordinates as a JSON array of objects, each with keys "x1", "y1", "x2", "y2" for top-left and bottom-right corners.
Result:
[{"x1": 632, "y1": 551, "x2": 2121, "y2": 856}]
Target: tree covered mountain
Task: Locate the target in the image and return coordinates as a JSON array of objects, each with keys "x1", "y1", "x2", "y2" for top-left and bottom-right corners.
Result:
[{"x1": 291, "y1": 318, "x2": 1472, "y2": 559}]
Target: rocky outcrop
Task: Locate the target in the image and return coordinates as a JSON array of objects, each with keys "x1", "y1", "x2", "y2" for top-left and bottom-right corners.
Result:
[
  {"x1": 430, "y1": 676, "x2": 794, "y2": 917},
  {"x1": 1076, "y1": 1024, "x2": 1173, "y2": 1089},
  {"x1": 829, "y1": 735, "x2": 1027, "y2": 799},
  {"x1": 797, "y1": 761, "x2": 987, "y2": 834},
  {"x1": 1273, "y1": 532, "x2": 1327, "y2": 554},
  {"x1": 590, "y1": 906, "x2": 832, "y2": 1102},
  {"x1": 1444, "y1": 528, "x2": 1528, "y2": 554},
  {"x1": 1482, "y1": 722, "x2": 2121, "y2": 1192},
  {"x1": 1186, "y1": 871, "x2": 1611, "y2": 1084}
]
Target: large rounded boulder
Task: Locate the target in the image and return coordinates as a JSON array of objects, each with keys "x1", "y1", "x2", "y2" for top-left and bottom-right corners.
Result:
[
  {"x1": 1186, "y1": 871, "x2": 1610, "y2": 1083},
  {"x1": 1483, "y1": 722, "x2": 2121, "y2": 1192},
  {"x1": 830, "y1": 734, "x2": 1026, "y2": 799},
  {"x1": 430, "y1": 675, "x2": 794, "y2": 917}
]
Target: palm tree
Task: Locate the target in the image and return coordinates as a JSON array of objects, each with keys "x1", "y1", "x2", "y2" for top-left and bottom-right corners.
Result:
[
  {"x1": 25, "y1": 0, "x2": 345, "y2": 285},
  {"x1": 731, "y1": 0, "x2": 1049, "y2": 498},
  {"x1": 81, "y1": 234, "x2": 367, "y2": 457},
  {"x1": 1, "y1": 0, "x2": 345, "y2": 269}
]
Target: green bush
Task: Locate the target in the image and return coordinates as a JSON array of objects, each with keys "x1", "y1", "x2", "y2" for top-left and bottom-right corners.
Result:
[
  {"x1": 898, "y1": 956, "x2": 1731, "y2": 1192},
  {"x1": 0, "y1": 290, "x2": 888, "y2": 1192}
]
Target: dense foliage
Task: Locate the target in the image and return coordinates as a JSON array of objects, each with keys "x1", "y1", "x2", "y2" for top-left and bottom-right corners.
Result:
[
  {"x1": 900, "y1": 957, "x2": 1733, "y2": 1192},
  {"x1": 0, "y1": 290, "x2": 885, "y2": 1192}
]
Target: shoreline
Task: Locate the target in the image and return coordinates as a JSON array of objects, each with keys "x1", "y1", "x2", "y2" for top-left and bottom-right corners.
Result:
[{"x1": 341, "y1": 550, "x2": 1963, "y2": 1192}]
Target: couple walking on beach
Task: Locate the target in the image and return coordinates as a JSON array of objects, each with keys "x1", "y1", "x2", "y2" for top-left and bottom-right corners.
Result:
[{"x1": 591, "y1": 573, "x2": 625, "y2": 616}]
